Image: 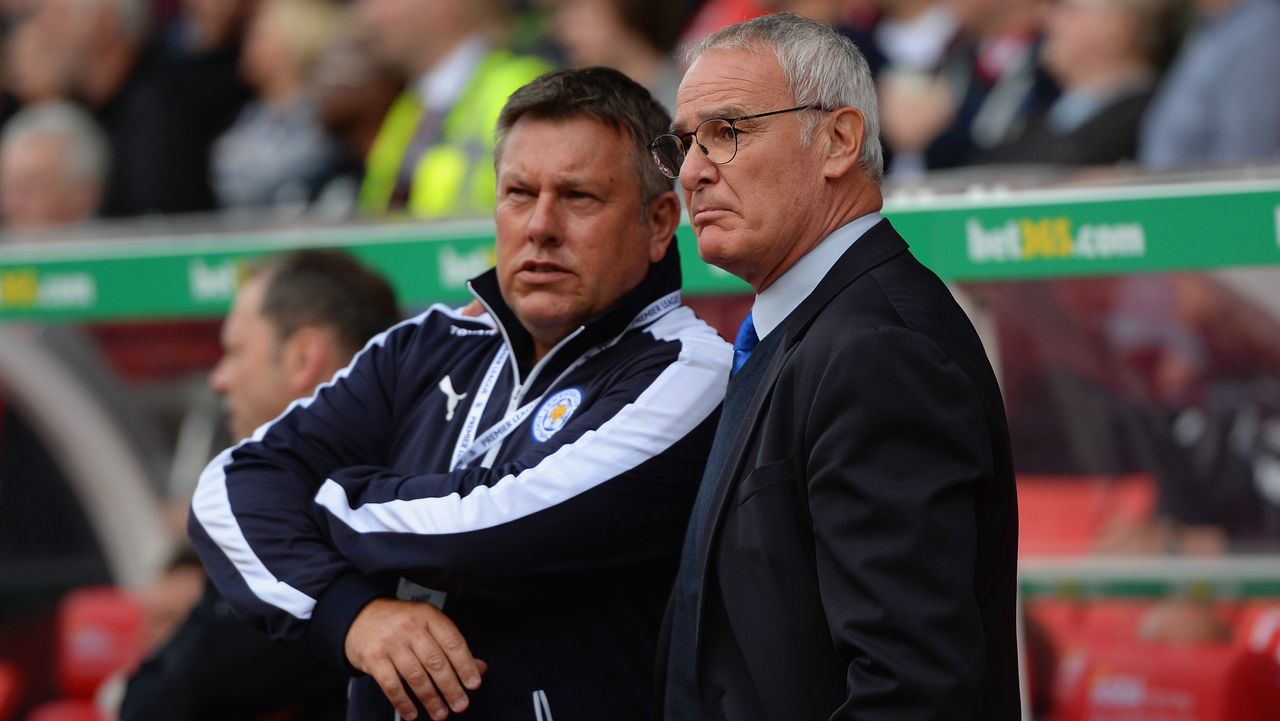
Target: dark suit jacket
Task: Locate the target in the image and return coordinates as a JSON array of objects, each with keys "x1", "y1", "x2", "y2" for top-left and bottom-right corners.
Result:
[{"x1": 659, "y1": 220, "x2": 1020, "y2": 721}]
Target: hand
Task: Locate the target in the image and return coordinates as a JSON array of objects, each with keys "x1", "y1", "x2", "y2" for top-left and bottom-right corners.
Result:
[{"x1": 345, "y1": 598, "x2": 486, "y2": 721}]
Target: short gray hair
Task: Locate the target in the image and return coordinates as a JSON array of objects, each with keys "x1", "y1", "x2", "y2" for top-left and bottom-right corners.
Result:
[
  {"x1": 1, "y1": 101, "x2": 110, "y2": 186},
  {"x1": 687, "y1": 12, "x2": 883, "y2": 183}
]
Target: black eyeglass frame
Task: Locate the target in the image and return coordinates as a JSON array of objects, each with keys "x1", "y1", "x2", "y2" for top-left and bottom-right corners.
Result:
[{"x1": 648, "y1": 104, "x2": 824, "y2": 179}]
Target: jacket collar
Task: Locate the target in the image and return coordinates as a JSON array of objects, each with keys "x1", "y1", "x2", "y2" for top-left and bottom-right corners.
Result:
[
  {"x1": 467, "y1": 238, "x2": 683, "y2": 385},
  {"x1": 780, "y1": 218, "x2": 908, "y2": 351}
]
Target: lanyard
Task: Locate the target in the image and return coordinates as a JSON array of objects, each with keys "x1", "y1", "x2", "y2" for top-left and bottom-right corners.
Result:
[
  {"x1": 448, "y1": 347, "x2": 594, "y2": 470},
  {"x1": 448, "y1": 345, "x2": 512, "y2": 470},
  {"x1": 447, "y1": 291, "x2": 682, "y2": 470}
]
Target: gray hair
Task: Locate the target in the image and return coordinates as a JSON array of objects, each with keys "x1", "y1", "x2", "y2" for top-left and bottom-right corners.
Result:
[
  {"x1": 686, "y1": 12, "x2": 884, "y2": 183},
  {"x1": 1, "y1": 101, "x2": 110, "y2": 186}
]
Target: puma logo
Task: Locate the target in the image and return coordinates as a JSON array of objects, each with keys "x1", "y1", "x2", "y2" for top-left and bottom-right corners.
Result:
[{"x1": 438, "y1": 376, "x2": 467, "y2": 422}]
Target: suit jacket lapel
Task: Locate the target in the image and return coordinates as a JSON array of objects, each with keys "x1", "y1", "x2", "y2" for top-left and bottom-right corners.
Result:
[
  {"x1": 696, "y1": 337, "x2": 790, "y2": 561},
  {"x1": 781, "y1": 219, "x2": 908, "y2": 353}
]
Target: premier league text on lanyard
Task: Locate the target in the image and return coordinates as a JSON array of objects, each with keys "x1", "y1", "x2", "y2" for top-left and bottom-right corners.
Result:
[{"x1": 448, "y1": 291, "x2": 682, "y2": 470}]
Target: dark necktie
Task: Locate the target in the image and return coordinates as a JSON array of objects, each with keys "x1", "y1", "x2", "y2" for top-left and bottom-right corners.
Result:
[
  {"x1": 731, "y1": 312, "x2": 759, "y2": 377},
  {"x1": 664, "y1": 309, "x2": 780, "y2": 721}
]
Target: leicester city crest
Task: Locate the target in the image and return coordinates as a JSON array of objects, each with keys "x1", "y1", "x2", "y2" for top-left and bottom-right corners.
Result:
[{"x1": 532, "y1": 387, "x2": 583, "y2": 442}]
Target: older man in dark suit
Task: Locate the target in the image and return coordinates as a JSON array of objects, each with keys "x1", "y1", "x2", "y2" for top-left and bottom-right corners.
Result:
[{"x1": 652, "y1": 13, "x2": 1021, "y2": 721}]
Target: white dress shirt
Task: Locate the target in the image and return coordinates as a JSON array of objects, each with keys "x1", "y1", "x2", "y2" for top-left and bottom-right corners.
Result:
[{"x1": 752, "y1": 212, "x2": 884, "y2": 340}]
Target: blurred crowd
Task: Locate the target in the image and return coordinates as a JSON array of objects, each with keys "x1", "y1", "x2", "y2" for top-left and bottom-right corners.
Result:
[{"x1": 0, "y1": 0, "x2": 1274, "y2": 233}]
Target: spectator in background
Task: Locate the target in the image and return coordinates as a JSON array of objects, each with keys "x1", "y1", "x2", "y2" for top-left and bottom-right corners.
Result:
[
  {"x1": 308, "y1": 29, "x2": 404, "y2": 218},
  {"x1": 6, "y1": 14, "x2": 76, "y2": 104},
  {"x1": 32, "y1": 0, "x2": 218, "y2": 216},
  {"x1": 121, "y1": 250, "x2": 402, "y2": 721},
  {"x1": 857, "y1": 0, "x2": 958, "y2": 75},
  {"x1": 163, "y1": 0, "x2": 257, "y2": 177},
  {"x1": 0, "y1": 102, "x2": 109, "y2": 230},
  {"x1": 769, "y1": 0, "x2": 958, "y2": 172},
  {"x1": 879, "y1": 0, "x2": 1057, "y2": 176},
  {"x1": 210, "y1": 0, "x2": 346, "y2": 209},
  {"x1": 168, "y1": 0, "x2": 259, "y2": 55},
  {"x1": 356, "y1": 0, "x2": 550, "y2": 218},
  {"x1": 981, "y1": 0, "x2": 1186, "y2": 165},
  {"x1": 773, "y1": 0, "x2": 958, "y2": 79},
  {"x1": 137, "y1": 549, "x2": 205, "y2": 655},
  {"x1": 1139, "y1": 0, "x2": 1280, "y2": 168},
  {"x1": 551, "y1": 0, "x2": 686, "y2": 110}
]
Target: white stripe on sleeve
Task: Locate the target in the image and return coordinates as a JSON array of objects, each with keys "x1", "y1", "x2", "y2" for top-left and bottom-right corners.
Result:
[
  {"x1": 191, "y1": 306, "x2": 458, "y2": 618},
  {"x1": 315, "y1": 307, "x2": 731, "y2": 536}
]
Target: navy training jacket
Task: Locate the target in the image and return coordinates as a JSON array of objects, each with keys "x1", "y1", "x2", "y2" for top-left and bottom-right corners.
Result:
[{"x1": 189, "y1": 244, "x2": 732, "y2": 721}]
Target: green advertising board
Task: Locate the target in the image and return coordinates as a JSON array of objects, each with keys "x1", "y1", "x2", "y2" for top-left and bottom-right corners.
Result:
[{"x1": 1, "y1": 177, "x2": 1277, "y2": 323}]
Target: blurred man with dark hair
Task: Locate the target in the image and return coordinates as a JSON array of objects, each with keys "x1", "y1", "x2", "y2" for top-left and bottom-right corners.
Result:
[
  {"x1": 191, "y1": 68, "x2": 731, "y2": 721},
  {"x1": 210, "y1": 250, "x2": 401, "y2": 441},
  {"x1": 122, "y1": 250, "x2": 401, "y2": 721}
]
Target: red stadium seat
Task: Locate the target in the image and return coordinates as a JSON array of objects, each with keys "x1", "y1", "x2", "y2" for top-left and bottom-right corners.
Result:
[
  {"x1": 0, "y1": 661, "x2": 22, "y2": 721},
  {"x1": 1054, "y1": 640, "x2": 1280, "y2": 721},
  {"x1": 56, "y1": 587, "x2": 145, "y2": 699},
  {"x1": 24, "y1": 700, "x2": 104, "y2": 721},
  {"x1": 1017, "y1": 474, "x2": 1156, "y2": 555}
]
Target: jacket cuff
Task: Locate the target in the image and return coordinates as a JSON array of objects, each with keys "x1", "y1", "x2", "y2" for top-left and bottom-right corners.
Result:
[{"x1": 305, "y1": 570, "x2": 388, "y2": 674}]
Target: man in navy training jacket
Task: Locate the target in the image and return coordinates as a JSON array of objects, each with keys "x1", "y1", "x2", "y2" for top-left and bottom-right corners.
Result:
[{"x1": 189, "y1": 66, "x2": 732, "y2": 721}]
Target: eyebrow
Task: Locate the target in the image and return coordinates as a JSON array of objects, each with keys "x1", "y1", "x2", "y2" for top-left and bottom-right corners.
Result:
[
  {"x1": 671, "y1": 104, "x2": 751, "y2": 134},
  {"x1": 499, "y1": 171, "x2": 607, "y2": 193}
]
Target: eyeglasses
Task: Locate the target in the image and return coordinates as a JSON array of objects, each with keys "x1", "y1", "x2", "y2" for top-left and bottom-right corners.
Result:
[{"x1": 648, "y1": 105, "x2": 822, "y2": 179}]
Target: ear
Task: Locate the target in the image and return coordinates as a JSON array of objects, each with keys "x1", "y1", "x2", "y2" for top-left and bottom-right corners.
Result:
[
  {"x1": 279, "y1": 325, "x2": 339, "y2": 397},
  {"x1": 645, "y1": 190, "x2": 681, "y2": 263},
  {"x1": 821, "y1": 107, "x2": 866, "y2": 180}
]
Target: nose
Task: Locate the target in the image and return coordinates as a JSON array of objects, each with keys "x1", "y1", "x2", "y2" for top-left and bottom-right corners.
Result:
[
  {"x1": 209, "y1": 358, "x2": 230, "y2": 395},
  {"x1": 679, "y1": 141, "x2": 718, "y2": 192},
  {"x1": 526, "y1": 190, "x2": 561, "y2": 246}
]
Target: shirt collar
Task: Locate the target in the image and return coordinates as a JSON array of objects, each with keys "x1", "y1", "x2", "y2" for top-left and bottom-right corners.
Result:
[
  {"x1": 752, "y1": 212, "x2": 883, "y2": 339},
  {"x1": 414, "y1": 36, "x2": 491, "y2": 110}
]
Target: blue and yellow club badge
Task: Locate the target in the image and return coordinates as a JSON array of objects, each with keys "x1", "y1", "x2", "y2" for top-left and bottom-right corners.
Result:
[{"x1": 532, "y1": 387, "x2": 583, "y2": 442}]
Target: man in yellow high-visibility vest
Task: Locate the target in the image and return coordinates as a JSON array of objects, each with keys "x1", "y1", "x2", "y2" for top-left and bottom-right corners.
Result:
[{"x1": 358, "y1": 0, "x2": 551, "y2": 218}]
